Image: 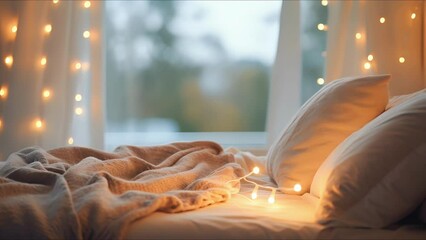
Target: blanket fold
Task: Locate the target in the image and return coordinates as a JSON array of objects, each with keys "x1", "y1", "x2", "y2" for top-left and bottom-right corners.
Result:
[{"x1": 0, "y1": 141, "x2": 243, "y2": 240}]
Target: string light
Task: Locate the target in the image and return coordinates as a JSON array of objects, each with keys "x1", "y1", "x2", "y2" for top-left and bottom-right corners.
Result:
[
  {"x1": 399, "y1": 57, "x2": 405, "y2": 63},
  {"x1": 317, "y1": 23, "x2": 327, "y2": 31},
  {"x1": 368, "y1": 54, "x2": 374, "y2": 61},
  {"x1": 317, "y1": 78, "x2": 325, "y2": 85},
  {"x1": 75, "y1": 94, "x2": 82, "y2": 101},
  {"x1": 84, "y1": 1, "x2": 91, "y2": 8},
  {"x1": 379, "y1": 17, "x2": 386, "y2": 23},
  {"x1": 34, "y1": 119, "x2": 43, "y2": 129},
  {"x1": 268, "y1": 189, "x2": 276, "y2": 204},
  {"x1": 68, "y1": 137, "x2": 74, "y2": 145},
  {"x1": 75, "y1": 107, "x2": 83, "y2": 115},
  {"x1": 83, "y1": 30, "x2": 90, "y2": 39},
  {"x1": 44, "y1": 24, "x2": 52, "y2": 34},
  {"x1": 321, "y1": 0, "x2": 328, "y2": 6},
  {"x1": 364, "y1": 62, "x2": 371, "y2": 70},
  {"x1": 355, "y1": 32, "x2": 362, "y2": 39},
  {"x1": 0, "y1": 86, "x2": 8, "y2": 99},
  {"x1": 74, "y1": 62, "x2": 82, "y2": 70},
  {"x1": 11, "y1": 25, "x2": 17, "y2": 33},
  {"x1": 42, "y1": 89, "x2": 51, "y2": 99},
  {"x1": 293, "y1": 183, "x2": 302, "y2": 192},
  {"x1": 411, "y1": 13, "x2": 416, "y2": 20},
  {"x1": 40, "y1": 57, "x2": 47, "y2": 66},
  {"x1": 53, "y1": 0, "x2": 59, "y2": 4},
  {"x1": 4, "y1": 55, "x2": 13, "y2": 68},
  {"x1": 251, "y1": 185, "x2": 259, "y2": 199}
]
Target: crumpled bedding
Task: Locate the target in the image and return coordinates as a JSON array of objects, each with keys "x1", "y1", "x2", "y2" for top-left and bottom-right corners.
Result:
[{"x1": 0, "y1": 141, "x2": 243, "y2": 240}]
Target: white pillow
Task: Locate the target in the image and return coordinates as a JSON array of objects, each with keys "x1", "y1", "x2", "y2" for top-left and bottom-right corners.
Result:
[
  {"x1": 311, "y1": 90, "x2": 426, "y2": 228},
  {"x1": 267, "y1": 75, "x2": 390, "y2": 194}
]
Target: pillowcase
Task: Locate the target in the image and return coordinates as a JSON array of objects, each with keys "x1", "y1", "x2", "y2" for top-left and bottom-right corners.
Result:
[
  {"x1": 311, "y1": 90, "x2": 426, "y2": 228},
  {"x1": 267, "y1": 75, "x2": 390, "y2": 194},
  {"x1": 386, "y1": 89, "x2": 426, "y2": 110}
]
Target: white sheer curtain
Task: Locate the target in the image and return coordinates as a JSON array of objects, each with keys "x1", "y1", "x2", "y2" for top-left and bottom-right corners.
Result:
[
  {"x1": 0, "y1": 1, "x2": 104, "y2": 159},
  {"x1": 325, "y1": 1, "x2": 426, "y2": 95}
]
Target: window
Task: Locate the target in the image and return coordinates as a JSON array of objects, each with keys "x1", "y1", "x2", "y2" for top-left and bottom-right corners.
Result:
[{"x1": 105, "y1": 1, "x2": 282, "y2": 150}]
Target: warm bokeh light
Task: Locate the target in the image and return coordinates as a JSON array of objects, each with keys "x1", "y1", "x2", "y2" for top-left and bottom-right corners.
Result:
[
  {"x1": 364, "y1": 62, "x2": 371, "y2": 70},
  {"x1": 317, "y1": 23, "x2": 327, "y2": 31},
  {"x1": 74, "y1": 62, "x2": 82, "y2": 70},
  {"x1": 411, "y1": 13, "x2": 416, "y2": 19},
  {"x1": 253, "y1": 167, "x2": 260, "y2": 174},
  {"x1": 75, "y1": 107, "x2": 83, "y2": 115},
  {"x1": 44, "y1": 24, "x2": 52, "y2": 34},
  {"x1": 268, "y1": 190, "x2": 276, "y2": 204},
  {"x1": 84, "y1": 1, "x2": 91, "y2": 8},
  {"x1": 75, "y1": 94, "x2": 82, "y2": 102},
  {"x1": 368, "y1": 54, "x2": 374, "y2": 61},
  {"x1": 40, "y1": 57, "x2": 47, "y2": 66},
  {"x1": 380, "y1": 17, "x2": 386, "y2": 23},
  {"x1": 355, "y1": 32, "x2": 362, "y2": 39},
  {"x1": 293, "y1": 183, "x2": 302, "y2": 192},
  {"x1": 399, "y1": 57, "x2": 405, "y2": 63},
  {"x1": 11, "y1": 25, "x2": 18, "y2": 33},
  {"x1": 53, "y1": 0, "x2": 59, "y2": 4},
  {"x1": 317, "y1": 78, "x2": 325, "y2": 85},
  {"x1": 83, "y1": 30, "x2": 91, "y2": 39},
  {"x1": 4, "y1": 55, "x2": 13, "y2": 68},
  {"x1": 42, "y1": 89, "x2": 51, "y2": 99},
  {"x1": 321, "y1": 0, "x2": 328, "y2": 6},
  {"x1": 34, "y1": 119, "x2": 43, "y2": 129},
  {"x1": 0, "y1": 86, "x2": 8, "y2": 99},
  {"x1": 251, "y1": 186, "x2": 259, "y2": 200},
  {"x1": 68, "y1": 137, "x2": 74, "y2": 145}
]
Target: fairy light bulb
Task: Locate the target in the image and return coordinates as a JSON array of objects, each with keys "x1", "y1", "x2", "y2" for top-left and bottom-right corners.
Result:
[
  {"x1": 368, "y1": 54, "x2": 374, "y2": 61},
  {"x1": 251, "y1": 185, "x2": 259, "y2": 200},
  {"x1": 321, "y1": 0, "x2": 328, "y2": 6},
  {"x1": 75, "y1": 107, "x2": 83, "y2": 115},
  {"x1": 84, "y1": 1, "x2": 91, "y2": 8},
  {"x1": 317, "y1": 78, "x2": 325, "y2": 85},
  {"x1": 293, "y1": 183, "x2": 302, "y2": 192},
  {"x1": 268, "y1": 189, "x2": 276, "y2": 204},
  {"x1": 44, "y1": 24, "x2": 52, "y2": 34},
  {"x1": 364, "y1": 62, "x2": 371, "y2": 70},
  {"x1": 399, "y1": 57, "x2": 405, "y2": 63},
  {"x1": 53, "y1": 0, "x2": 59, "y2": 3},
  {"x1": 0, "y1": 86, "x2": 8, "y2": 99},
  {"x1": 74, "y1": 62, "x2": 82, "y2": 70},
  {"x1": 4, "y1": 55, "x2": 13, "y2": 68},
  {"x1": 83, "y1": 30, "x2": 90, "y2": 39},
  {"x1": 42, "y1": 89, "x2": 51, "y2": 99},
  {"x1": 35, "y1": 119, "x2": 43, "y2": 129},
  {"x1": 11, "y1": 25, "x2": 17, "y2": 33},
  {"x1": 379, "y1": 17, "x2": 386, "y2": 23},
  {"x1": 253, "y1": 166, "x2": 260, "y2": 174},
  {"x1": 68, "y1": 137, "x2": 74, "y2": 145},
  {"x1": 75, "y1": 94, "x2": 82, "y2": 101},
  {"x1": 317, "y1": 23, "x2": 327, "y2": 31},
  {"x1": 411, "y1": 13, "x2": 416, "y2": 19},
  {"x1": 40, "y1": 57, "x2": 47, "y2": 66},
  {"x1": 355, "y1": 33, "x2": 362, "y2": 39}
]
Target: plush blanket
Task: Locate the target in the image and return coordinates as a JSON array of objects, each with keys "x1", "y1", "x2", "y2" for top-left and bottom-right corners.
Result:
[{"x1": 0, "y1": 141, "x2": 244, "y2": 240}]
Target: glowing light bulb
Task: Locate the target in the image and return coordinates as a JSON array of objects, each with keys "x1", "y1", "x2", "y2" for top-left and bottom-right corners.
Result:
[
  {"x1": 84, "y1": 1, "x2": 91, "y2": 8},
  {"x1": 75, "y1": 107, "x2": 83, "y2": 115},
  {"x1": 44, "y1": 24, "x2": 52, "y2": 33},
  {"x1": 411, "y1": 13, "x2": 416, "y2": 19},
  {"x1": 42, "y1": 89, "x2": 51, "y2": 99},
  {"x1": 4, "y1": 55, "x2": 13, "y2": 68},
  {"x1": 74, "y1": 62, "x2": 82, "y2": 70},
  {"x1": 368, "y1": 54, "x2": 374, "y2": 61},
  {"x1": 379, "y1": 17, "x2": 386, "y2": 23},
  {"x1": 317, "y1": 78, "x2": 325, "y2": 85},
  {"x1": 68, "y1": 137, "x2": 74, "y2": 145},
  {"x1": 317, "y1": 23, "x2": 327, "y2": 31},
  {"x1": 293, "y1": 183, "x2": 302, "y2": 192},
  {"x1": 75, "y1": 94, "x2": 82, "y2": 102},
  {"x1": 0, "y1": 86, "x2": 8, "y2": 99},
  {"x1": 364, "y1": 62, "x2": 371, "y2": 70},
  {"x1": 251, "y1": 185, "x2": 259, "y2": 200},
  {"x1": 40, "y1": 57, "x2": 47, "y2": 66},
  {"x1": 268, "y1": 189, "x2": 276, "y2": 204},
  {"x1": 355, "y1": 33, "x2": 362, "y2": 39},
  {"x1": 35, "y1": 119, "x2": 43, "y2": 129},
  {"x1": 83, "y1": 30, "x2": 90, "y2": 39},
  {"x1": 321, "y1": 0, "x2": 328, "y2": 6},
  {"x1": 11, "y1": 25, "x2": 17, "y2": 33},
  {"x1": 253, "y1": 166, "x2": 260, "y2": 174},
  {"x1": 53, "y1": 0, "x2": 59, "y2": 3},
  {"x1": 399, "y1": 57, "x2": 405, "y2": 63}
]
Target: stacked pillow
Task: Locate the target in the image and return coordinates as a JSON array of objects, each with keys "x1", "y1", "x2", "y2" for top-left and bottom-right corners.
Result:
[
  {"x1": 311, "y1": 89, "x2": 426, "y2": 228},
  {"x1": 267, "y1": 75, "x2": 390, "y2": 194}
]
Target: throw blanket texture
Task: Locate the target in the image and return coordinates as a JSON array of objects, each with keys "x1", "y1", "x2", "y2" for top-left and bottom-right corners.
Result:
[{"x1": 0, "y1": 141, "x2": 243, "y2": 240}]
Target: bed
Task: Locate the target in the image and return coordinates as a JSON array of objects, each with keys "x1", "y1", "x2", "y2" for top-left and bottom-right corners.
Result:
[{"x1": 1, "y1": 74, "x2": 425, "y2": 239}]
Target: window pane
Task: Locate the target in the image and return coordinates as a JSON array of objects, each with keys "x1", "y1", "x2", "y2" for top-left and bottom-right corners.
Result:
[{"x1": 105, "y1": 1, "x2": 281, "y2": 135}]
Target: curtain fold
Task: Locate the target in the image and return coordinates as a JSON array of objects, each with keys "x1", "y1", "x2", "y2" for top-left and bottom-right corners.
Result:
[{"x1": 0, "y1": 1, "x2": 104, "y2": 159}]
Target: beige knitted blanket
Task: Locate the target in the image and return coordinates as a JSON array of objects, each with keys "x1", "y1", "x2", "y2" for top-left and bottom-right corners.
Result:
[{"x1": 0, "y1": 141, "x2": 243, "y2": 240}]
